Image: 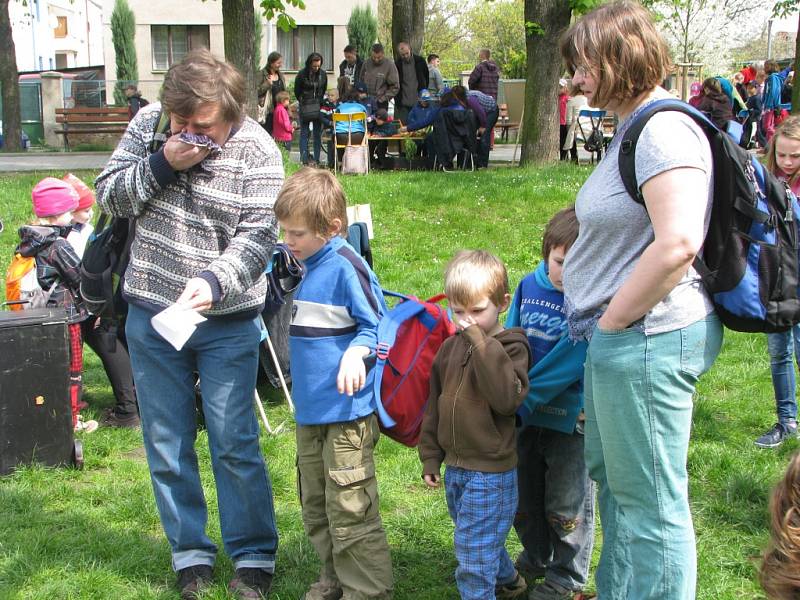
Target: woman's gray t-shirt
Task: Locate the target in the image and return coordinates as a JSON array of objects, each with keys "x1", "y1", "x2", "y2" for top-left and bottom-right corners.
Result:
[{"x1": 562, "y1": 104, "x2": 715, "y2": 341}]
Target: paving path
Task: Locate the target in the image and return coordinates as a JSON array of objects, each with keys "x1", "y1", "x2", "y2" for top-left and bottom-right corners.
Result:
[{"x1": 0, "y1": 145, "x2": 582, "y2": 173}]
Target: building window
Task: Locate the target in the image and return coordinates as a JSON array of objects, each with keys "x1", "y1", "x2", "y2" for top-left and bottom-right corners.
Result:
[
  {"x1": 151, "y1": 25, "x2": 210, "y2": 71},
  {"x1": 277, "y1": 25, "x2": 333, "y2": 71},
  {"x1": 54, "y1": 16, "x2": 67, "y2": 38}
]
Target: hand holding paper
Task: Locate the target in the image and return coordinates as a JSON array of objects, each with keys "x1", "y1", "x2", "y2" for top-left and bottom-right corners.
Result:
[{"x1": 151, "y1": 304, "x2": 207, "y2": 351}]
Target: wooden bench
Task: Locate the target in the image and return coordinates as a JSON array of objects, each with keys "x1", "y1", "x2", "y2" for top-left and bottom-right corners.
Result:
[
  {"x1": 55, "y1": 107, "x2": 129, "y2": 151},
  {"x1": 497, "y1": 103, "x2": 519, "y2": 142}
]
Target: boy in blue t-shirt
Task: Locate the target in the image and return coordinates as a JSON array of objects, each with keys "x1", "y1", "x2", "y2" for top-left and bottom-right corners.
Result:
[
  {"x1": 274, "y1": 167, "x2": 393, "y2": 600},
  {"x1": 505, "y1": 206, "x2": 595, "y2": 600}
]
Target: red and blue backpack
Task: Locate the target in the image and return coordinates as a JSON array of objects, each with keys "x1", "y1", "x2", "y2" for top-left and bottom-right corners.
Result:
[{"x1": 372, "y1": 291, "x2": 456, "y2": 446}]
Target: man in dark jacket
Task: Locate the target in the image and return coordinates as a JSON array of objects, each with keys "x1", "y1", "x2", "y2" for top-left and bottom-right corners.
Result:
[
  {"x1": 468, "y1": 49, "x2": 501, "y2": 100},
  {"x1": 395, "y1": 42, "x2": 429, "y2": 124},
  {"x1": 339, "y1": 45, "x2": 364, "y2": 85}
]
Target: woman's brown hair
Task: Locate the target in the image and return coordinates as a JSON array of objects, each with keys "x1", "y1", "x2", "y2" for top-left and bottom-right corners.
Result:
[
  {"x1": 161, "y1": 49, "x2": 246, "y2": 124},
  {"x1": 559, "y1": 1, "x2": 672, "y2": 109},
  {"x1": 760, "y1": 452, "x2": 800, "y2": 599}
]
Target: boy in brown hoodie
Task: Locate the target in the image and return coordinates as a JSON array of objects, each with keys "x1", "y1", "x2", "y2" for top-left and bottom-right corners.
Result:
[{"x1": 419, "y1": 250, "x2": 532, "y2": 600}]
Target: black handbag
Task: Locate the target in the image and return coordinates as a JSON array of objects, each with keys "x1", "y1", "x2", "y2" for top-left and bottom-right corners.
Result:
[{"x1": 299, "y1": 100, "x2": 321, "y2": 121}]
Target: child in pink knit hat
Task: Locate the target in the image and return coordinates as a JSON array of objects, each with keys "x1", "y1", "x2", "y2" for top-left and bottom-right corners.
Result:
[
  {"x1": 15, "y1": 177, "x2": 98, "y2": 433},
  {"x1": 63, "y1": 173, "x2": 95, "y2": 259}
]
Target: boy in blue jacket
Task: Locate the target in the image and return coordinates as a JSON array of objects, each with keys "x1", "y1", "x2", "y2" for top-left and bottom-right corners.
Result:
[
  {"x1": 274, "y1": 167, "x2": 393, "y2": 600},
  {"x1": 505, "y1": 206, "x2": 595, "y2": 600}
]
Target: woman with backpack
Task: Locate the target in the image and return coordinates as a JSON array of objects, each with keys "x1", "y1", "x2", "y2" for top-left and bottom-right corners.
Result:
[
  {"x1": 294, "y1": 52, "x2": 328, "y2": 166},
  {"x1": 559, "y1": 3, "x2": 722, "y2": 599}
]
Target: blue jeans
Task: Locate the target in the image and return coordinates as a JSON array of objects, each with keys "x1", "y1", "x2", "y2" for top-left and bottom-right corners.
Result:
[
  {"x1": 584, "y1": 315, "x2": 722, "y2": 600},
  {"x1": 126, "y1": 304, "x2": 279, "y2": 572},
  {"x1": 445, "y1": 466, "x2": 518, "y2": 600},
  {"x1": 477, "y1": 107, "x2": 499, "y2": 168},
  {"x1": 767, "y1": 325, "x2": 800, "y2": 425},
  {"x1": 514, "y1": 426, "x2": 594, "y2": 591},
  {"x1": 300, "y1": 117, "x2": 322, "y2": 164}
]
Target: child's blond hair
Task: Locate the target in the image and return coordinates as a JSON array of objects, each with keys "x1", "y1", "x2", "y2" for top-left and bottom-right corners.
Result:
[
  {"x1": 767, "y1": 116, "x2": 800, "y2": 189},
  {"x1": 274, "y1": 167, "x2": 348, "y2": 236},
  {"x1": 444, "y1": 250, "x2": 508, "y2": 308},
  {"x1": 761, "y1": 451, "x2": 800, "y2": 599},
  {"x1": 275, "y1": 90, "x2": 290, "y2": 104}
]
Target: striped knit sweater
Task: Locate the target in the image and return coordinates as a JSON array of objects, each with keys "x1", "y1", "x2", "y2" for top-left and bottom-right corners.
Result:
[{"x1": 95, "y1": 103, "x2": 283, "y2": 316}]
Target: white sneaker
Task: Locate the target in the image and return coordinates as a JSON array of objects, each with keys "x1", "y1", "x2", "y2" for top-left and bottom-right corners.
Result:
[{"x1": 74, "y1": 416, "x2": 99, "y2": 433}]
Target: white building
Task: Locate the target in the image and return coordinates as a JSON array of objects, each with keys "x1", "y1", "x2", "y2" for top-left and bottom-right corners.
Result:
[
  {"x1": 11, "y1": 0, "x2": 104, "y2": 72},
  {"x1": 100, "y1": 0, "x2": 379, "y2": 84}
]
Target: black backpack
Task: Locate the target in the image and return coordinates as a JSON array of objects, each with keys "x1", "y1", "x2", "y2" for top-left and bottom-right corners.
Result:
[
  {"x1": 618, "y1": 99, "x2": 800, "y2": 333},
  {"x1": 80, "y1": 112, "x2": 170, "y2": 319}
]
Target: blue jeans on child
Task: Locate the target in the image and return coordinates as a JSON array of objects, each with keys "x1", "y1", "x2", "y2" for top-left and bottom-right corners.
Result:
[
  {"x1": 767, "y1": 325, "x2": 800, "y2": 425},
  {"x1": 584, "y1": 315, "x2": 722, "y2": 600},
  {"x1": 514, "y1": 425, "x2": 594, "y2": 592},
  {"x1": 445, "y1": 466, "x2": 518, "y2": 600},
  {"x1": 126, "y1": 304, "x2": 279, "y2": 572},
  {"x1": 300, "y1": 117, "x2": 322, "y2": 164}
]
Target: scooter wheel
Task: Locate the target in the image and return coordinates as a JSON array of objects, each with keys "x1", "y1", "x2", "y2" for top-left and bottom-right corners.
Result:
[{"x1": 72, "y1": 439, "x2": 84, "y2": 470}]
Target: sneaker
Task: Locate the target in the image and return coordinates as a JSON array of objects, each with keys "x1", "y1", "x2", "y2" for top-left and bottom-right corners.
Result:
[
  {"x1": 496, "y1": 571, "x2": 527, "y2": 599},
  {"x1": 529, "y1": 581, "x2": 574, "y2": 600},
  {"x1": 303, "y1": 576, "x2": 343, "y2": 600},
  {"x1": 229, "y1": 567, "x2": 273, "y2": 599},
  {"x1": 755, "y1": 421, "x2": 798, "y2": 448},
  {"x1": 101, "y1": 408, "x2": 141, "y2": 429},
  {"x1": 176, "y1": 564, "x2": 213, "y2": 599},
  {"x1": 74, "y1": 416, "x2": 99, "y2": 434}
]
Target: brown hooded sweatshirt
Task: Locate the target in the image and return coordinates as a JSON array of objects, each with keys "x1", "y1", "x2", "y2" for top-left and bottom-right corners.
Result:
[{"x1": 419, "y1": 325, "x2": 531, "y2": 476}]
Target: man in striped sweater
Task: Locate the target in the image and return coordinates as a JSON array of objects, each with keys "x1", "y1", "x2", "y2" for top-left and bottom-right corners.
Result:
[{"x1": 96, "y1": 49, "x2": 282, "y2": 600}]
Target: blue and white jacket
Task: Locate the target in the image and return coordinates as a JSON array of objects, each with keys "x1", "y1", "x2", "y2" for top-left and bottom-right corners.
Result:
[
  {"x1": 289, "y1": 235, "x2": 387, "y2": 426},
  {"x1": 506, "y1": 261, "x2": 587, "y2": 433}
]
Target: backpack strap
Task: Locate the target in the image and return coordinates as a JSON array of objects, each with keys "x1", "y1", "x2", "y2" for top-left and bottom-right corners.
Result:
[
  {"x1": 618, "y1": 99, "x2": 724, "y2": 280},
  {"x1": 148, "y1": 110, "x2": 171, "y2": 154},
  {"x1": 618, "y1": 99, "x2": 717, "y2": 205}
]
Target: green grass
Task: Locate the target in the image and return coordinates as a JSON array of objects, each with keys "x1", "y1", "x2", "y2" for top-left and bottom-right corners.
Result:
[{"x1": 0, "y1": 165, "x2": 793, "y2": 599}]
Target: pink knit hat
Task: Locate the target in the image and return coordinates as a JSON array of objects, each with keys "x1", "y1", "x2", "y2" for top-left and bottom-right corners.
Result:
[{"x1": 31, "y1": 177, "x2": 79, "y2": 218}]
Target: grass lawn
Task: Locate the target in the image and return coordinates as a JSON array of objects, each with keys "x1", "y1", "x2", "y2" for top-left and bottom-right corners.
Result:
[{"x1": 0, "y1": 164, "x2": 793, "y2": 599}]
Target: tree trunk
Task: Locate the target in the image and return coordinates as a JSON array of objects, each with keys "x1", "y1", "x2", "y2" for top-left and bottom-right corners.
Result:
[
  {"x1": 793, "y1": 11, "x2": 800, "y2": 115},
  {"x1": 392, "y1": 0, "x2": 424, "y2": 54},
  {"x1": 519, "y1": 0, "x2": 571, "y2": 165},
  {"x1": 222, "y1": 0, "x2": 257, "y2": 120},
  {"x1": 0, "y1": 0, "x2": 22, "y2": 152}
]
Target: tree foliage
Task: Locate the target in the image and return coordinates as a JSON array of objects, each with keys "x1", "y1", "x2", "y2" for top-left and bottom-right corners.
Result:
[
  {"x1": 111, "y1": 0, "x2": 138, "y2": 106},
  {"x1": 641, "y1": 0, "x2": 761, "y2": 70},
  {"x1": 347, "y1": 5, "x2": 378, "y2": 59},
  {"x1": 259, "y1": 0, "x2": 306, "y2": 32}
]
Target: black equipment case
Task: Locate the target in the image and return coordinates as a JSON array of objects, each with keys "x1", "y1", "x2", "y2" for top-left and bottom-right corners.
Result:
[{"x1": 0, "y1": 308, "x2": 82, "y2": 474}]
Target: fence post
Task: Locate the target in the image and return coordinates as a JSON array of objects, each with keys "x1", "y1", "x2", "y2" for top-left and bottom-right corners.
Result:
[{"x1": 40, "y1": 71, "x2": 63, "y2": 149}]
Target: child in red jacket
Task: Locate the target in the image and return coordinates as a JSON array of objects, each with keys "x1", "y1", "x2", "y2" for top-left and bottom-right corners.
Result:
[{"x1": 272, "y1": 90, "x2": 294, "y2": 152}]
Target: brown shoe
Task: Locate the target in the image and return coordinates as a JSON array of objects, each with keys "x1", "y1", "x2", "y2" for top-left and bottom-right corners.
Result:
[
  {"x1": 496, "y1": 571, "x2": 528, "y2": 599},
  {"x1": 303, "y1": 577, "x2": 343, "y2": 600},
  {"x1": 229, "y1": 567, "x2": 273, "y2": 599},
  {"x1": 176, "y1": 564, "x2": 213, "y2": 599}
]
